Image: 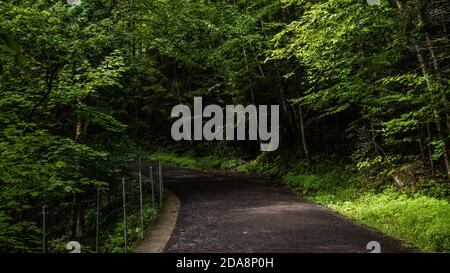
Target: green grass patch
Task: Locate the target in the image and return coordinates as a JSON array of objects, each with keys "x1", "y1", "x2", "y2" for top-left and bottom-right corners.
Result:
[
  {"x1": 148, "y1": 151, "x2": 248, "y2": 171},
  {"x1": 320, "y1": 189, "x2": 450, "y2": 252}
]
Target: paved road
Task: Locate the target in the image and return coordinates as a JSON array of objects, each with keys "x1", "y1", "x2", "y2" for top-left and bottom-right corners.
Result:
[{"x1": 158, "y1": 165, "x2": 411, "y2": 253}]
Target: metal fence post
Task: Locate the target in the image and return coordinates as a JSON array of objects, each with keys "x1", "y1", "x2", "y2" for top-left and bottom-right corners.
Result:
[
  {"x1": 138, "y1": 157, "x2": 144, "y2": 240},
  {"x1": 159, "y1": 161, "x2": 163, "y2": 208},
  {"x1": 161, "y1": 164, "x2": 164, "y2": 198},
  {"x1": 42, "y1": 205, "x2": 47, "y2": 253},
  {"x1": 122, "y1": 177, "x2": 128, "y2": 252},
  {"x1": 148, "y1": 162, "x2": 154, "y2": 208},
  {"x1": 96, "y1": 188, "x2": 100, "y2": 253}
]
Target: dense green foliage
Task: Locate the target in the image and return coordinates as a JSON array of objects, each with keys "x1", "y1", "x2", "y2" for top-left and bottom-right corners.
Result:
[
  {"x1": 1, "y1": 0, "x2": 449, "y2": 252},
  {"x1": 0, "y1": 0, "x2": 144, "y2": 252}
]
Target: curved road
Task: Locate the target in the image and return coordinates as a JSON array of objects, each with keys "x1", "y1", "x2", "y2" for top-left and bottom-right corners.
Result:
[{"x1": 157, "y1": 165, "x2": 411, "y2": 253}]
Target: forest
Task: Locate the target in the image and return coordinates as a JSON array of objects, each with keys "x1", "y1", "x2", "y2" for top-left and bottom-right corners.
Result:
[{"x1": 0, "y1": 0, "x2": 449, "y2": 252}]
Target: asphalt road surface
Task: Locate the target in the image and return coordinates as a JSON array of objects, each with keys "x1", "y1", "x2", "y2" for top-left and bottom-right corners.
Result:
[{"x1": 154, "y1": 165, "x2": 411, "y2": 253}]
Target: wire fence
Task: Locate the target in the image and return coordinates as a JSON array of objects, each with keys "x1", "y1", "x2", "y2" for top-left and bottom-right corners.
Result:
[{"x1": 37, "y1": 158, "x2": 164, "y2": 253}]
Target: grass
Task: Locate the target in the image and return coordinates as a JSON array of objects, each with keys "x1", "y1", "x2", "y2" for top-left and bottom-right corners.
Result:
[
  {"x1": 149, "y1": 150, "x2": 450, "y2": 252},
  {"x1": 326, "y1": 190, "x2": 450, "y2": 252},
  {"x1": 148, "y1": 151, "x2": 248, "y2": 171}
]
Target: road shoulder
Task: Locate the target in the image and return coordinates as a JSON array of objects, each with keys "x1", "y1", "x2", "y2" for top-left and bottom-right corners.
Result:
[{"x1": 134, "y1": 189, "x2": 180, "y2": 253}]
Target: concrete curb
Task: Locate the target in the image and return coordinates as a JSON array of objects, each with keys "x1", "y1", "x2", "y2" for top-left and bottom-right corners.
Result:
[{"x1": 134, "y1": 188, "x2": 180, "y2": 253}]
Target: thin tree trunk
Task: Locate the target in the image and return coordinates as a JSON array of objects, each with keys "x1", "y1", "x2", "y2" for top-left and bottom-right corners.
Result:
[
  {"x1": 71, "y1": 98, "x2": 83, "y2": 238},
  {"x1": 371, "y1": 121, "x2": 380, "y2": 156},
  {"x1": 418, "y1": 126, "x2": 425, "y2": 162},
  {"x1": 274, "y1": 65, "x2": 294, "y2": 129},
  {"x1": 299, "y1": 105, "x2": 310, "y2": 161},
  {"x1": 70, "y1": 193, "x2": 82, "y2": 239},
  {"x1": 242, "y1": 45, "x2": 256, "y2": 104},
  {"x1": 426, "y1": 122, "x2": 435, "y2": 178},
  {"x1": 75, "y1": 100, "x2": 82, "y2": 140}
]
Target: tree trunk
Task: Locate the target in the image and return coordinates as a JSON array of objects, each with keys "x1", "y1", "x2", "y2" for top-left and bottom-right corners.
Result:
[
  {"x1": 299, "y1": 105, "x2": 310, "y2": 161},
  {"x1": 412, "y1": 39, "x2": 450, "y2": 179},
  {"x1": 426, "y1": 122, "x2": 436, "y2": 178}
]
